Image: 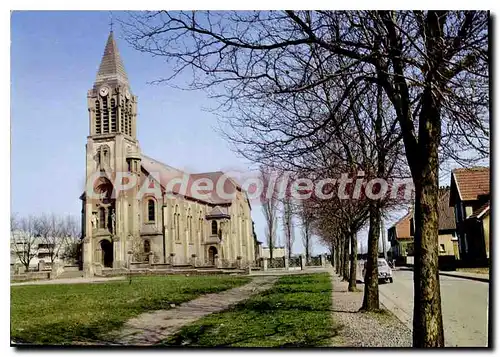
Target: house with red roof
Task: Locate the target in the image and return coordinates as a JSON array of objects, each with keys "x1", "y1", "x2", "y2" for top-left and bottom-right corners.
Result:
[
  {"x1": 449, "y1": 167, "x2": 490, "y2": 265},
  {"x1": 388, "y1": 187, "x2": 459, "y2": 264}
]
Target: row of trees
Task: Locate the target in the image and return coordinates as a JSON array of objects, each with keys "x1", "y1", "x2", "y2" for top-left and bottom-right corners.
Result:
[
  {"x1": 259, "y1": 165, "x2": 316, "y2": 261},
  {"x1": 10, "y1": 213, "x2": 81, "y2": 271},
  {"x1": 123, "y1": 10, "x2": 489, "y2": 346}
]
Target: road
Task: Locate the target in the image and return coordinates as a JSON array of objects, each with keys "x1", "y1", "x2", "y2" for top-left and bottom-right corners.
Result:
[{"x1": 378, "y1": 269, "x2": 489, "y2": 347}]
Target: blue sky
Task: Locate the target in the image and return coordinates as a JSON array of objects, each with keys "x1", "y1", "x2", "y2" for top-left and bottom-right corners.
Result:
[
  {"x1": 14, "y1": 11, "x2": 477, "y2": 256},
  {"x1": 11, "y1": 10, "x2": 327, "y2": 255}
]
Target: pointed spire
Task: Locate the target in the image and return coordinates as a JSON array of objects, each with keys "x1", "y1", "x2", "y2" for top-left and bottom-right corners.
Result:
[{"x1": 95, "y1": 31, "x2": 129, "y2": 85}]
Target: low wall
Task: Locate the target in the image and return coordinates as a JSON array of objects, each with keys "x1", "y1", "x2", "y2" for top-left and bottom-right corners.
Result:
[
  {"x1": 11, "y1": 271, "x2": 51, "y2": 282},
  {"x1": 102, "y1": 268, "x2": 246, "y2": 277}
]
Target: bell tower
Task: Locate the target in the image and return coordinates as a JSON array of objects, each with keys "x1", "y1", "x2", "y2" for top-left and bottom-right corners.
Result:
[
  {"x1": 88, "y1": 31, "x2": 137, "y2": 139},
  {"x1": 82, "y1": 31, "x2": 142, "y2": 275}
]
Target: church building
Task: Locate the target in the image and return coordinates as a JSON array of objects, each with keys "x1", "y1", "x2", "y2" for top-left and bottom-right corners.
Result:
[{"x1": 80, "y1": 31, "x2": 257, "y2": 276}]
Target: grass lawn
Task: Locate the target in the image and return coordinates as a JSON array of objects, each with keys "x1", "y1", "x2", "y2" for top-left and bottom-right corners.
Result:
[
  {"x1": 161, "y1": 273, "x2": 337, "y2": 347},
  {"x1": 11, "y1": 275, "x2": 250, "y2": 345}
]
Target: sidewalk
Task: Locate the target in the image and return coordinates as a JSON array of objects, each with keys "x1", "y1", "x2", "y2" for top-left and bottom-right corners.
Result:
[
  {"x1": 439, "y1": 270, "x2": 489, "y2": 283},
  {"x1": 399, "y1": 266, "x2": 489, "y2": 283}
]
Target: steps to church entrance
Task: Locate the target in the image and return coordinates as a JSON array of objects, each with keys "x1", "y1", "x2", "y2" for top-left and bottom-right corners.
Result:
[{"x1": 106, "y1": 276, "x2": 278, "y2": 346}]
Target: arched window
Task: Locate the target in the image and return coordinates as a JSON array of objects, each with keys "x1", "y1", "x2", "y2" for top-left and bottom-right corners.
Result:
[
  {"x1": 95, "y1": 100, "x2": 102, "y2": 134},
  {"x1": 188, "y1": 208, "x2": 193, "y2": 244},
  {"x1": 174, "y1": 205, "x2": 180, "y2": 241},
  {"x1": 144, "y1": 240, "x2": 151, "y2": 253},
  {"x1": 211, "y1": 220, "x2": 218, "y2": 235},
  {"x1": 128, "y1": 103, "x2": 133, "y2": 136},
  {"x1": 102, "y1": 97, "x2": 109, "y2": 133},
  {"x1": 99, "y1": 207, "x2": 106, "y2": 229},
  {"x1": 110, "y1": 98, "x2": 117, "y2": 132},
  {"x1": 120, "y1": 100, "x2": 125, "y2": 133},
  {"x1": 147, "y1": 199, "x2": 155, "y2": 222}
]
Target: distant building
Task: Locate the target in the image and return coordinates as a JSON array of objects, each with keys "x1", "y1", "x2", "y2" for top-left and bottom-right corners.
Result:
[
  {"x1": 388, "y1": 211, "x2": 414, "y2": 259},
  {"x1": 388, "y1": 187, "x2": 458, "y2": 261},
  {"x1": 10, "y1": 231, "x2": 68, "y2": 270},
  {"x1": 437, "y1": 187, "x2": 459, "y2": 258}
]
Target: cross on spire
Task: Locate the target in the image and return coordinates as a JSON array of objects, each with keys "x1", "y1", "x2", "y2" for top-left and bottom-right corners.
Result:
[{"x1": 109, "y1": 11, "x2": 114, "y2": 33}]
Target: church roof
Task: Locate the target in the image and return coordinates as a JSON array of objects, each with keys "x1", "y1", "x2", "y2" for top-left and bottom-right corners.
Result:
[
  {"x1": 95, "y1": 31, "x2": 129, "y2": 85},
  {"x1": 140, "y1": 154, "x2": 239, "y2": 206}
]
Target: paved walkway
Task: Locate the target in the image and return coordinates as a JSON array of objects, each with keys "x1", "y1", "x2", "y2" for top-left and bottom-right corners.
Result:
[
  {"x1": 10, "y1": 276, "x2": 125, "y2": 286},
  {"x1": 108, "y1": 276, "x2": 278, "y2": 346}
]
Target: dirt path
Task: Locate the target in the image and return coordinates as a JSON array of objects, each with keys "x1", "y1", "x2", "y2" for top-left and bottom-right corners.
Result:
[
  {"x1": 108, "y1": 276, "x2": 278, "y2": 346},
  {"x1": 329, "y1": 272, "x2": 411, "y2": 347}
]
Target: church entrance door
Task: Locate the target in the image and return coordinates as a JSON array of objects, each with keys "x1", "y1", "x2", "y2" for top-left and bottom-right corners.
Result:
[
  {"x1": 100, "y1": 240, "x2": 113, "y2": 268},
  {"x1": 208, "y1": 246, "x2": 217, "y2": 266}
]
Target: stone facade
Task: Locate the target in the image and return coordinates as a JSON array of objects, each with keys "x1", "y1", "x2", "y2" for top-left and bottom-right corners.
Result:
[{"x1": 80, "y1": 32, "x2": 256, "y2": 276}]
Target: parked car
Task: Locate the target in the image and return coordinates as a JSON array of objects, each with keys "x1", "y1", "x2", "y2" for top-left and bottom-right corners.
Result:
[
  {"x1": 377, "y1": 258, "x2": 393, "y2": 283},
  {"x1": 361, "y1": 258, "x2": 393, "y2": 283}
]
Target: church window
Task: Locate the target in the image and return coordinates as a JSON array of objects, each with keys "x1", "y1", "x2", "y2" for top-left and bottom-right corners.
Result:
[
  {"x1": 99, "y1": 207, "x2": 106, "y2": 229},
  {"x1": 144, "y1": 239, "x2": 151, "y2": 253},
  {"x1": 111, "y1": 98, "x2": 117, "y2": 132},
  {"x1": 147, "y1": 199, "x2": 155, "y2": 222},
  {"x1": 95, "y1": 100, "x2": 101, "y2": 135},
  {"x1": 123, "y1": 106, "x2": 129, "y2": 135},
  {"x1": 127, "y1": 159, "x2": 131, "y2": 172},
  {"x1": 211, "y1": 220, "x2": 218, "y2": 235},
  {"x1": 128, "y1": 103, "x2": 133, "y2": 136},
  {"x1": 174, "y1": 206, "x2": 180, "y2": 241},
  {"x1": 120, "y1": 100, "x2": 124, "y2": 133},
  {"x1": 199, "y1": 211, "x2": 204, "y2": 242},
  {"x1": 242, "y1": 219, "x2": 246, "y2": 246},
  {"x1": 102, "y1": 97, "x2": 109, "y2": 133},
  {"x1": 188, "y1": 209, "x2": 193, "y2": 244}
]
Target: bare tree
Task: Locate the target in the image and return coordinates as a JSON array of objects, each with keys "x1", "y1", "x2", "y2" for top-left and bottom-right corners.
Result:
[
  {"x1": 124, "y1": 11, "x2": 489, "y2": 346},
  {"x1": 282, "y1": 195, "x2": 295, "y2": 259},
  {"x1": 299, "y1": 199, "x2": 315, "y2": 263},
  {"x1": 33, "y1": 214, "x2": 65, "y2": 264},
  {"x1": 11, "y1": 214, "x2": 39, "y2": 272},
  {"x1": 260, "y1": 165, "x2": 279, "y2": 260},
  {"x1": 59, "y1": 215, "x2": 82, "y2": 264}
]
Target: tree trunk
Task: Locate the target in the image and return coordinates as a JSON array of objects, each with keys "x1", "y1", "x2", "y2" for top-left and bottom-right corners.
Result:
[
  {"x1": 348, "y1": 231, "x2": 358, "y2": 291},
  {"x1": 413, "y1": 174, "x2": 444, "y2": 346},
  {"x1": 335, "y1": 238, "x2": 341, "y2": 274},
  {"x1": 412, "y1": 82, "x2": 444, "y2": 347},
  {"x1": 269, "y1": 236, "x2": 274, "y2": 260},
  {"x1": 330, "y1": 242, "x2": 335, "y2": 267},
  {"x1": 362, "y1": 79, "x2": 384, "y2": 311},
  {"x1": 342, "y1": 234, "x2": 349, "y2": 281},
  {"x1": 305, "y1": 234, "x2": 310, "y2": 264},
  {"x1": 361, "y1": 202, "x2": 381, "y2": 311}
]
